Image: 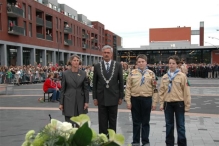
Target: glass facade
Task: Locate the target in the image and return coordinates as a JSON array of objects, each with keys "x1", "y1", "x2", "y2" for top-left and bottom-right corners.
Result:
[
  {"x1": 7, "y1": 46, "x2": 17, "y2": 66},
  {"x1": 23, "y1": 48, "x2": 30, "y2": 65},
  {"x1": 118, "y1": 49, "x2": 213, "y2": 64}
]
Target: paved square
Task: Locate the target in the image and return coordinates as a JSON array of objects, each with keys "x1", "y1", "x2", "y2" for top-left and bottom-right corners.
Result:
[{"x1": 0, "y1": 78, "x2": 219, "y2": 146}]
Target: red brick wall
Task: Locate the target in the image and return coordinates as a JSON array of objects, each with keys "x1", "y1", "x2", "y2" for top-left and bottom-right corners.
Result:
[
  {"x1": 104, "y1": 30, "x2": 113, "y2": 47},
  {"x1": 116, "y1": 35, "x2": 122, "y2": 46},
  {"x1": 0, "y1": 0, "x2": 101, "y2": 55},
  {"x1": 149, "y1": 27, "x2": 191, "y2": 42},
  {"x1": 212, "y1": 50, "x2": 219, "y2": 63},
  {"x1": 199, "y1": 27, "x2": 204, "y2": 46}
]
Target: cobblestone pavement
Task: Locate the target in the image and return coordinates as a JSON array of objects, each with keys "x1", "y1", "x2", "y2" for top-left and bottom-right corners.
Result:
[{"x1": 0, "y1": 78, "x2": 218, "y2": 146}]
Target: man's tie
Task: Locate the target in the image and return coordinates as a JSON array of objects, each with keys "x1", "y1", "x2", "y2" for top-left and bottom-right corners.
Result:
[{"x1": 106, "y1": 62, "x2": 110, "y2": 73}]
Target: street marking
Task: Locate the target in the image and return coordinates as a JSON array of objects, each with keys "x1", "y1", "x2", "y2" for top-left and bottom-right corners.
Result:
[
  {"x1": 0, "y1": 107, "x2": 218, "y2": 117},
  {"x1": 0, "y1": 94, "x2": 93, "y2": 97},
  {"x1": 1, "y1": 94, "x2": 219, "y2": 97}
]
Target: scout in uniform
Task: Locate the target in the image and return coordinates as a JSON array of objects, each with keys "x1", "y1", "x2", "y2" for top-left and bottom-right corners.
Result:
[
  {"x1": 159, "y1": 55, "x2": 191, "y2": 146},
  {"x1": 125, "y1": 54, "x2": 158, "y2": 146}
]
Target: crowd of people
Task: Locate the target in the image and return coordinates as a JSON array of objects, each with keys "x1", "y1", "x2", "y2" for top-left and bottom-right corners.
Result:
[{"x1": 0, "y1": 61, "x2": 218, "y2": 85}]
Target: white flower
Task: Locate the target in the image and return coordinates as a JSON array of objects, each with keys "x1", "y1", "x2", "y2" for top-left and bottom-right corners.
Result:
[{"x1": 60, "y1": 122, "x2": 72, "y2": 132}]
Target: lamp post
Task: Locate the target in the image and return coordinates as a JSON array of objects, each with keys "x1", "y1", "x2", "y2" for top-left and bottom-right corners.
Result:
[{"x1": 57, "y1": 35, "x2": 60, "y2": 65}]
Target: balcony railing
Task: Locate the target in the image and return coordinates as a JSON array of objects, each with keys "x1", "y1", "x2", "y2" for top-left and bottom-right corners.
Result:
[
  {"x1": 8, "y1": 25, "x2": 24, "y2": 36},
  {"x1": 91, "y1": 38, "x2": 98, "y2": 43},
  {"x1": 46, "y1": 35, "x2": 52, "y2": 41},
  {"x1": 64, "y1": 27, "x2": 72, "y2": 34},
  {"x1": 7, "y1": 6, "x2": 23, "y2": 17},
  {"x1": 64, "y1": 39, "x2": 72, "y2": 46},
  {"x1": 92, "y1": 46, "x2": 98, "y2": 50},
  {"x1": 82, "y1": 34, "x2": 88, "y2": 39},
  {"x1": 46, "y1": 20, "x2": 52, "y2": 28},
  {"x1": 36, "y1": 17, "x2": 44, "y2": 26},
  {"x1": 82, "y1": 44, "x2": 88, "y2": 49},
  {"x1": 36, "y1": 33, "x2": 44, "y2": 39}
]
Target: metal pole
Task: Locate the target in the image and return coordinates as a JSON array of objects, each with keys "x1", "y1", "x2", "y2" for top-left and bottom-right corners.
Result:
[
  {"x1": 90, "y1": 47, "x2": 91, "y2": 65},
  {"x1": 58, "y1": 33, "x2": 60, "y2": 65}
]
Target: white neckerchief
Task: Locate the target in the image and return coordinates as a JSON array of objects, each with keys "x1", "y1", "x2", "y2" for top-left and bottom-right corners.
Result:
[
  {"x1": 104, "y1": 60, "x2": 111, "y2": 70},
  {"x1": 170, "y1": 72, "x2": 174, "y2": 77}
]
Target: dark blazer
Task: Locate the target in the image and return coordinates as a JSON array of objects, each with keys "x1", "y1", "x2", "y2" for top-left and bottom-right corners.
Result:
[
  {"x1": 60, "y1": 69, "x2": 89, "y2": 116},
  {"x1": 93, "y1": 60, "x2": 124, "y2": 106}
]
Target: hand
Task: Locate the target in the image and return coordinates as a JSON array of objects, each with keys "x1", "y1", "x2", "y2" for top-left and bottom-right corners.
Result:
[
  {"x1": 84, "y1": 103, "x2": 89, "y2": 110},
  {"x1": 118, "y1": 99, "x2": 122, "y2": 105},
  {"x1": 93, "y1": 99, "x2": 98, "y2": 106},
  {"x1": 59, "y1": 105, "x2": 63, "y2": 111},
  {"x1": 160, "y1": 107, "x2": 164, "y2": 111},
  {"x1": 152, "y1": 106, "x2": 156, "y2": 111},
  {"x1": 127, "y1": 104, "x2": 132, "y2": 110}
]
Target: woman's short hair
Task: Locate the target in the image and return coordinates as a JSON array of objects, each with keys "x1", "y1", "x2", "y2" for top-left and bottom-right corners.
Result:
[{"x1": 68, "y1": 54, "x2": 81, "y2": 65}]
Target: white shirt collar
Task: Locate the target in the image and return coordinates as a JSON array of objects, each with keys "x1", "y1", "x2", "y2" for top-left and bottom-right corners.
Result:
[{"x1": 104, "y1": 60, "x2": 111, "y2": 65}]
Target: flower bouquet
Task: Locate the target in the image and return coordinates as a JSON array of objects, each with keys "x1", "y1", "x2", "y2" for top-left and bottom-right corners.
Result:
[{"x1": 22, "y1": 114, "x2": 125, "y2": 146}]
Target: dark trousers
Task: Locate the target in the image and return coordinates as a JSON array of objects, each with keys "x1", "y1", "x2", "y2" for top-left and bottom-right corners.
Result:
[
  {"x1": 164, "y1": 101, "x2": 186, "y2": 146},
  {"x1": 131, "y1": 97, "x2": 152, "y2": 145},
  {"x1": 98, "y1": 105, "x2": 118, "y2": 135},
  {"x1": 47, "y1": 88, "x2": 60, "y2": 100}
]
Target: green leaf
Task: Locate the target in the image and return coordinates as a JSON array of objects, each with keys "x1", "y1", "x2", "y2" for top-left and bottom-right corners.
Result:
[
  {"x1": 108, "y1": 129, "x2": 115, "y2": 141},
  {"x1": 113, "y1": 134, "x2": 125, "y2": 145},
  {"x1": 72, "y1": 122, "x2": 92, "y2": 146},
  {"x1": 70, "y1": 114, "x2": 90, "y2": 127},
  {"x1": 91, "y1": 129, "x2": 98, "y2": 141},
  {"x1": 53, "y1": 135, "x2": 66, "y2": 145},
  {"x1": 107, "y1": 129, "x2": 125, "y2": 146},
  {"x1": 103, "y1": 141, "x2": 120, "y2": 146}
]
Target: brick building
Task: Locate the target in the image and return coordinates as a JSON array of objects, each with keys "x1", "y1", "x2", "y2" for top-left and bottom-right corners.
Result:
[{"x1": 0, "y1": 0, "x2": 122, "y2": 66}]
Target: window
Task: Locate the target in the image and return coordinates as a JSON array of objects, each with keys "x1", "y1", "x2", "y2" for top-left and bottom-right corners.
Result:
[
  {"x1": 60, "y1": 32, "x2": 62, "y2": 43},
  {"x1": 23, "y1": 21, "x2": 26, "y2": 36},
  {"x1": 56, "y1": 17, "x2": 58, "y2": 29},
  {"x1": 28, "y1": 6, "x2": 31, "y2": 20},
  {"x1": 22, "y1": 3, "x2": 26, "y2": 18},
  {"x1": 64, "y1": 12, "x2": 68, "y2": 16},
  {"x1": 59, "y1": 19, "x2": 61, "y2": 29},
  {"x1": 56, "y1": 31, "x2": 58, "y2": 42},
  {"x1": 29, "y1": 23, "x2": 32, "y2": 37},
  {"x1": 0, "y1": 14, "x2": 2, "y2": 30}
]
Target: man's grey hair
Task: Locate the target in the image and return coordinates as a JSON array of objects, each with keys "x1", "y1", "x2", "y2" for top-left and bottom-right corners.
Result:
[{"x1": 102, "y1": 45, "x2": 113, "y2": 52}]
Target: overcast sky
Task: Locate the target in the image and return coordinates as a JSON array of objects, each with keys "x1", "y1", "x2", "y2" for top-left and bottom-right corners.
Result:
[{"x1": 58, "y1": 0, "x2": 219, "y2": 48}]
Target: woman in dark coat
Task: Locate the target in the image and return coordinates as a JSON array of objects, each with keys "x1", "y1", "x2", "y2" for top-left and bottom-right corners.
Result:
[{"x1": 59, "y1": 55, "x2": 89, "y2": 127}]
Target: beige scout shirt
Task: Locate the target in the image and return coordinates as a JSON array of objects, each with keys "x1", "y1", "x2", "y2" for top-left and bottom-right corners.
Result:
[
  {"x1": 159, "y1": 72, "x2": 191, "y2": 111},
  {"x1": 125, "y1": 69, "x2": 158, "y2": 106}
]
